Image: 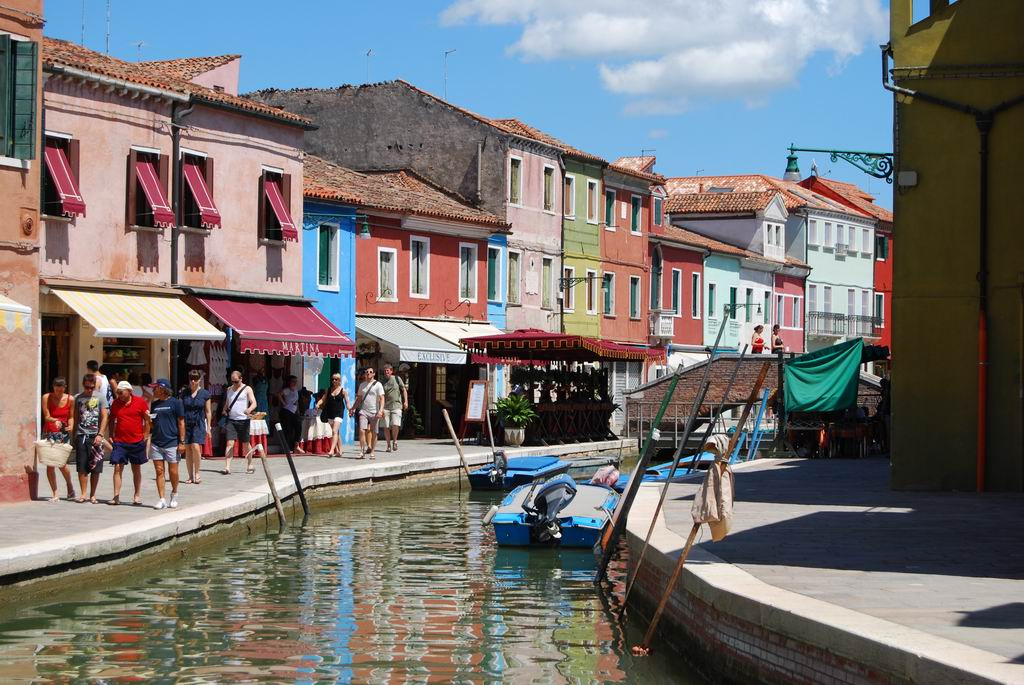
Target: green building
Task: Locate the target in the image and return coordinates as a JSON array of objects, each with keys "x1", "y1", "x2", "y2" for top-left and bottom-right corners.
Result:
[{"x1": 561, "y1": 152, "x2": 607, "y2": 338}]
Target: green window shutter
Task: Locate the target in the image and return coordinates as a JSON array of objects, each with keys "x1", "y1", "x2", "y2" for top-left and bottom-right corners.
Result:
[
  {"x1": 0, "y1": 35, "x2": 10, "y2": 154},
  {"x1": 11, "y1": 39, "x2": 36, "y2": 160},
  {"x1": 318, "y1": 227, "x2": 330, "y2": 285},
  {"x1": 487, "y1": 248, "x2": 498, "y2": 300}
]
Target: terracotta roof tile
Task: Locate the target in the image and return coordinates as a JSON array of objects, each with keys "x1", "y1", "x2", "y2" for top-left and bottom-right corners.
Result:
[
  {"x1": 612, "y1": 156, "x2": 656, "y2": 174},
  {"x1": 303, "y1": 155, "x2": 508, "y2": 229},
  {"x1": 666, "y1": 190, "x2": 777, "y2": 215},
  {"x1": 666, "y1": 173, "x2": 871, "y2": 218},
  {"x1": 813, "y1": 177, "x2": 893, "y2": 224},
  {"x1": 43, "y1": 38, "x2": 312, "y2": 127},
  {"x1": 490, "y1": 118, "x2": 606, "y2": 164},
  {"x1": 138, "y1": 54, "x2": 240, "y2": 81},
  {"x1": 656, "y1": 224, "x2": 808, "y2": 270}
]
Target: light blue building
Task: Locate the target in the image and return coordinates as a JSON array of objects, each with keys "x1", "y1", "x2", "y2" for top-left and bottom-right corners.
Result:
[
  {"x1": 702, "y1": 253, "x2": 743, "y2": 350},
  {"x1": 486, "y1": 234, "x2": 508, "y2": 399},
  {"x1": 302, "y1": 199, "x2": 358, "y2": 445}
]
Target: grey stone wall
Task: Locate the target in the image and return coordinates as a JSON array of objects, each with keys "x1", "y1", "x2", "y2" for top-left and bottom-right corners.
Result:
[{"x1": 248, "y1": 82, "x2": 509, "y2": 220}]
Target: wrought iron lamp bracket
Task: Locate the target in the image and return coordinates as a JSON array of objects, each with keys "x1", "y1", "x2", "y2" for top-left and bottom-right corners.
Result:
[{"x1": 788, "y1": 145, "x2": 894, "y2": 184}]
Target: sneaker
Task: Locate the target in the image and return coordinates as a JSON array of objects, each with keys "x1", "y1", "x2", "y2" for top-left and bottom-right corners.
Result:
[
  {"x1": 155, "y1": 498, "x2": 166, "y2": 510},
  {"x1": 169, "y1": 495, "x2": 179, "y2": 509}
]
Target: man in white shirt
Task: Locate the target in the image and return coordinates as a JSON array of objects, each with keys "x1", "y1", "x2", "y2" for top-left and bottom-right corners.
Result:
[
  {"x1": 353, "y1": 367, "x2": 385, "y2": 459},
  {"x1": 87, "y1": 360, "x2": 109, "y2": 404}
]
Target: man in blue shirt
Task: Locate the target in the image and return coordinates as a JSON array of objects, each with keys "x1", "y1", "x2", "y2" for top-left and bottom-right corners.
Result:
[{"x1": 149, "y1": 378, "x2": 185, "y2": 510}]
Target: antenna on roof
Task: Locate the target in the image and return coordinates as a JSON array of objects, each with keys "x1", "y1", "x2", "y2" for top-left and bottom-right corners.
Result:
[
  {"x1": 132, "y1": 40, "x2": 146, "y2": 62},
  {"x1": 105, "y1": 0, "x2": 111, "y2": 55},
  {"x1": 80, "y1": 0, "x2": 85, "y2": 45},
  {"x1": 444, "y1": 49, "x2": 456, "y2": 100},
  {"x1": 696, "y1": 168, "x2": 704, "y2": 177},
  {"x1": 366, "y1": 49, "x2": 373, "y2": 83},
  {"x1": 641, "y1": 148, "x2": 656, "y2": 158}
]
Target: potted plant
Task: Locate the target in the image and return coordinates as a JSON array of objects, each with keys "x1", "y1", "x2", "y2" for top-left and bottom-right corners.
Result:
[{"x1": 495, "y1": 393, "x2": 537, "y2": 447}]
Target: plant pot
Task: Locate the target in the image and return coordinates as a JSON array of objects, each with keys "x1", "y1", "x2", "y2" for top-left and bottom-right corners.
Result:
[{"x1": 504, "y1": 427, "x2": 525, "y2": 447}]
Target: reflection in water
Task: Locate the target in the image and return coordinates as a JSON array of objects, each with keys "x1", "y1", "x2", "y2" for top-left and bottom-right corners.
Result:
[{"x1": 0, "y1": 489, "x2": 701, "y2": 683}]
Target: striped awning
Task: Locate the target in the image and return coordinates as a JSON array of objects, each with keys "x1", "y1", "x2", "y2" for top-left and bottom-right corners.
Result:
[
  {"x1": 52, "y1": 289, "x2": 224, "y2": 341},
  {"x1": 0, "y1": 295, "x2": 31, "y2": 334}
]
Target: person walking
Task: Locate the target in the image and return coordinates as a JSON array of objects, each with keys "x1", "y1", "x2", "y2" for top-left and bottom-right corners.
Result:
[
  {"x1": 771, "y1": 324, "x2": 785, "y2": 354},
  {"x1": 276, "y1": 375, "x2": 304, "y2": 455},
  {"x1": 751, "y1": 325, "x2": 766, "y2": 354},
  {"x1": 41, "y1": 377, "x2": 75, "y2": 503},
  {"x1": 109, "y1": 380, "x2": 151, "y2": 506},
  {"x1": 149, "y1": 379, "x2": 185, "y2": 510},
  {"x1": 381, "y1": 363, "x2": 408, "y2": 453},
  {"x1": 315, "y1": 373, "x2": 349, "y2": 458},
  {"x1": 181, "y1": 370, "x2": 211, "y2": 484},
  {"x1": 86, "y1": 360, "x2": 110, "y2": 405},
  {"x1": 72, "y1": 373, "x2": 108, "y2": 504},
  {"x1": 353, "y1": 367, "x2": 384, "y2": 459},
  {"x1": 220, "y1": 370, "x2": 256, "y2": 475}
]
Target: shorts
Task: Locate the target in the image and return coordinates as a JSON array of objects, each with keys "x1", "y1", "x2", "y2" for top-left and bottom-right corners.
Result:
[
  {"x1": 225, "y1": 419, "x2": 250, "y2": 443},
  {"x1": 110, "y1": 440, "x2": 148, "y2": 466},
  {"x1": 184, "y1": 421, "x2": 207, "y2": 445},
  {"x1": 382, "y1": 408, "x2": 402, "y2": 429},
  {"x1": 150, "y1": 444, "x2": 181, "y2": 463},
  {"x1": 358, "y1": 410, "x2": 380, "y2": 432},
  {"x1": 74, "y1": 433, "x2": 103, "y2": 475}
]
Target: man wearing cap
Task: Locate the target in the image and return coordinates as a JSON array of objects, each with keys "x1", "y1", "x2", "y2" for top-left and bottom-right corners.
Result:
[
  {"x1": 149, "y1": 378, "x2": 185, "y2": 510},
  {"x1": 109, "y1": 380, "x2": 152, "y2": 506}
]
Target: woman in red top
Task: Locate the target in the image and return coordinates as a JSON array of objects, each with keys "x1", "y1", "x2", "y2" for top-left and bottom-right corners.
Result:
[
  {"x1": 751, "y1": 325, "x2": 766, "y2": 354},
  {"x1": 41, "y1": 377, "x2": 75, "y2": 503}
]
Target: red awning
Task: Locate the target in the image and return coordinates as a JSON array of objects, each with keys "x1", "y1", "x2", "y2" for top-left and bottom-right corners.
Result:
[
  {"x1": 197, "y1": 297, "x2": 354, "y2": 358},
  {"x1": 43, "y1": 142, "x2": 86, "y2": 217},
  {"x1": 183, "y1": 159, "x2": 221, "y2": 229},
  {"x1": 136, "y1": 157, "x2": 175, "y2": 228},
  {"x1": 264, "y1": 177, "x2": 298, "y2": 241},
  {"x1": 461, "y1": 328, "x2": 665, "y2": 362}
]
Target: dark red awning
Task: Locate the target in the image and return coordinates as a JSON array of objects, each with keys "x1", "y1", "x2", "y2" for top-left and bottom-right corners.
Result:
[
  {"x1": 264, "y1": 177, "x2": 298, "y2": 241},
  {"x1": 136, "y1": 157, "x2": 175, "y2": 228},
  {"x1": 43, "y1": 142, "x2": 86, "y2": 217},
  {"x1": 183, "y1": 159, "x2": 221, "y2": 229},
  {"x1": 461, "y1": 328, "x2": 665, "y2": 362},
  {"x1": 197, "y1": 297, "x2": 354, "y2": 358}
]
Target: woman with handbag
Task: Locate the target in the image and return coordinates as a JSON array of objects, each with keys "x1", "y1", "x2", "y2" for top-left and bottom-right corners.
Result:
[
  {"x1": 315, "y1": 373, "x2": 349, "y2": 458},
  {"x1": 40, "y1": 377, "x2": 75, "y2": 503}
]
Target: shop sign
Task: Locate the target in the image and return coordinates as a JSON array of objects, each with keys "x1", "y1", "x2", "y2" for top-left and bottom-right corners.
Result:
[{"x1": 400, "y1": 349, "x2": 467, "y2": 365}]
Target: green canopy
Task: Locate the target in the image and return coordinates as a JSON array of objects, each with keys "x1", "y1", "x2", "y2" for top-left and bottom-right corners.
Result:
[{"x1": 783, "y1": 338, "x2": 864, "y2": 412}]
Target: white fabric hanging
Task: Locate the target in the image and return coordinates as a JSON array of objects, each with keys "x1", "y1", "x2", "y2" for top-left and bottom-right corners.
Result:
[
  {"x1": 691, "y1": 433, "x2": 735, "y2": 542},
  {"x1": 186, "y1": 341, "x2": 208, "y2": 366}
]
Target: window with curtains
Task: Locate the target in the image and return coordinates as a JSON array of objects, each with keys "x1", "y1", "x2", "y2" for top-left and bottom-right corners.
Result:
[
  {"x1": 459, "y1": 244, "x2": 478, "y2": 301},
  {"x1": 603, "y1": 272, "x2": 615, "y2": 315},
  {"x1": 487, "y1": 246, "x2": 501, "y2": 301},
  {"x1": 671, "y1": 269, "x2": 681, "y2": 315},
  {"x1": 541, "y1": 257, "x2": 553, "y2": 309},
  {"x1": 630, "y1": 196, "x2": 641, "y2": 234},
  {"x1": 563, "y1": 175, "x2": 576, "y2": 216},
  {"x1": 586, "y1": 269, "x2": 597, "y2": 313},
  {"x1": 543, "y1": 166, "x2": 554, "y2": 211},
  {"x1": 509, "y1": 157, "x2": 522, "y2": 205},
  {"x1": 378, "y1": 248, "x2": 397, "y2": 301},
  {"x1": 605, "y1": 189, "x2": 616, "y2": 228},
  {"x1": 563, "y1": 266, "x2": 575, "y2": 311},
  {"x1": 691, "y1": 273, "x2": 701, "y2": 318},
  {"x1": 410, "y1": 236, "x2": 429, "y2": 297},
  {"x1": 507, "y1": 250, "x2": 521, "y2": 304},
  {"x1": 629, "y1": 276, "x2": 641, "y2": 319},
  {"x1": 587, "y1": 179, "x2": 599, "y2": 223},
  {"x1": 317, "y1": 224, "x2": 338, "y2": 289}
]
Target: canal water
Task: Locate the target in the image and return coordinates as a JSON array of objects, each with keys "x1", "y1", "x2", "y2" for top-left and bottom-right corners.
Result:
[{"x1": 0, "y1": 486, "x2": 703, "y2": 683}]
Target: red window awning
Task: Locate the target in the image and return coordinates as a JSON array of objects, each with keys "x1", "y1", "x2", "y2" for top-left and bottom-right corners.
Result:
[
  {"x1": 197, "y1": 297, "x2": 354, "y2": 358},
  {"x1": 183, "y1": 159, "x2": 221, "y2": 229},
  {"x1": 264, "y1": 177, "x2": 298, "y2": 241},
  {"x1": 460, "y1": 328, "x2": 666, "y2": 362},
  {"x1": 43, "y1": 142, "x2": 86, "y2": 217},
  {"x1": 136, "y1": 157, "x2": 175, "y2": 228}
]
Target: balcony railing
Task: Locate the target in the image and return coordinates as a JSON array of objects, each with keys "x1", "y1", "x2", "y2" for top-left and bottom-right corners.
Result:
[
  {"x1": 847, "y1": 314, "x2": 880, "y2": 338},
  {"x1": 648, "y1": 309, "x2": 675, "y2": 339},
  {"x1": 807, "y1": 311, "x2": 846, "y2": 337},
  {"x1": 835, "y1": 243, "x2": 849, "y2": 257}
]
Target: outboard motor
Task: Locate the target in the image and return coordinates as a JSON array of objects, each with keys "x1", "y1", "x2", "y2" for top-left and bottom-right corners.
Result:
[
  {"x1": 488, "y1": 449, "x2": 508, "y2": 485},
  {"x1": 525, "y1": 475, "x2": 577, "y2": 542}
]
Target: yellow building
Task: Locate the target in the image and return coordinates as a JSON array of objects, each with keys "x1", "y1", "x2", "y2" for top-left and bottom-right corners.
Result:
[{"x1": 888, "y1": 0, "x2": 1024, "y2": 490}]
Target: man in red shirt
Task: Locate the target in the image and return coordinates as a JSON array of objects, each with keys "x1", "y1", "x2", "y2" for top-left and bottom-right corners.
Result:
[{"x1": 109, "y1": 380, "x2": 151, "y2": 506}]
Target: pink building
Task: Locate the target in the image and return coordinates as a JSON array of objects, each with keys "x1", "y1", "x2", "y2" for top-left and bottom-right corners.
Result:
[{"x1": 39, "y1": 39, "x2": 351, "y2": 407}]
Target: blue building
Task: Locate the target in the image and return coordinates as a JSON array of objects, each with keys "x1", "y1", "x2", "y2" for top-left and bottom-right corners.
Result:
[{"x1": 302, "y1": 198, "x2": 358, "y2": 445}]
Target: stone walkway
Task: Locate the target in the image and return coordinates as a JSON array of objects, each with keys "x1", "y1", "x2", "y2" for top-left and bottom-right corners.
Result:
[
  {"x1": 0, "y1": 438, "x2": 630, "y2": 582},
  {"x1": 658, "y1": 457, "x2": 1024, "y2": 664}
]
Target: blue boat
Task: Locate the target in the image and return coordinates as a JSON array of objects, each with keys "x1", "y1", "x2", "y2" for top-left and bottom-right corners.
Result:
[
  {"x1": 610, "y1": 451, "x2": 716, "y2": 493},
  {"x1": 484, "y1": 474, "x2": 619, "y2": 548},
  {"x1": 468, "y1": 454, "x2": 571, "y2": 491}
]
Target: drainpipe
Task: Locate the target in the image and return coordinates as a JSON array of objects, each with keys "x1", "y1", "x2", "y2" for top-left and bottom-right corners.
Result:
[
  {"x1": 558, "y1": 155, "x2": 567, "y2": 334},
  {"x1": 882, "y1": 44, "x2": 1024, "y2": 491},
  {"x1": 169, "y1": 100, "x2": 196, "y2": 385},
  {"x1": 476, "y1": 140, "x2": 484, "y2": 204}
]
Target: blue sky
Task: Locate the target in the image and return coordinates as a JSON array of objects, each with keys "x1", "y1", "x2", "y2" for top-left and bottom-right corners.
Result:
[{"x1": 46, "y1": 0, "x2": 894, "y2": 208}]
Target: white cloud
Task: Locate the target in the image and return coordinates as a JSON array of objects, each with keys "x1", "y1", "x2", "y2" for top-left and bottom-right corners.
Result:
[
  {"x1": 441, "y1": 0, "x2": 886, "y2": 113},
  {"x1": 647, "y1": 128, "x2": 669, "y2": 140}
]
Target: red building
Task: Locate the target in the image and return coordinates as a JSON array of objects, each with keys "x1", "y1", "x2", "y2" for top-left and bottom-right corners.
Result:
[
  {"x1": 304, "y1": 155, "x2": 510, "y2": 436},
  {"x1": 800, "y1": 176, "x2": 893, "y2": 361}
]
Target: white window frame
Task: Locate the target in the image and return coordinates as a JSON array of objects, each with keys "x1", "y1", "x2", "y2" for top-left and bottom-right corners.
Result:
[
  {"x1": 691, "y1": 272, "x2": 701, "y2": 319},
  {"x1": 653, "y1": 195, "x2": 664, "y2": 227},
  {"x1": 875, "y1": 293, "x2": 885, "y2": 327},
  {"x1": 563, "y1": 174, "x2": 576, "y2": 218},
  {"x1": 603, "y1": 271, "x2": 616, "y2": 316},
  {"x1": 847, "y1": 288, "x2": 856, "y2": 317},
  {"x1": 507, "y1": 248, "x2": 522, "y2": 305},
  {"x1": 763, "y1": 290, "x2": 771, "y2": 324},
  {"x1": 808, "y1": 219, "x2": 819, "y2": 247},
  {"x1": 808, "y1": 284, "x2": 818, "y2": 312},
  {"x1": 861, "y1": 289, "x2": 871, "y2": 317},
  {"x1": 508, "y1": 155, "x2": 524, "y2": 207},
  {"x1": 706, "y1": 282, "x2": 717, "y2": 320},
  {"x1": 629, "y1": 194, "x2": 642, "y2": 235},
  {"x1": 487, "y1": 245, "x2": 502, "y2": 303},
  {"x1": 562, "y1": 265, "x2": 576, "y2": 313},
  {"x1": 408, "y1": 235, "x2": 430, "y2": 299},
  {"x1": 604, "y1": 188, "x2": 616, "y2": 231},
  {"x1": 586, "y1": 179, "x2": 599, "y2": 224},
  {"x1": 585, "y1": 268, "x2": 598, "y2": 314},
  {"x1": 671, "y1": 268, "x2": 682, "y2": 316},
  {"x1": 823, "y1": 285, "x2": 833, "y2": 313},
  {"x1": 377, "y1": 247, "x2": 398, "y2": 302},
  {"x1": 542, "y1": 164, "x2": 556, "y2": 213},
  {"x1": 791, "y1": 296, "x2": 803, "y2": 329},
  {"x1": 824, "y1": 222, "x2": 834, "y2": 248},
  {"x1": 777, "y1": 294, "x2": 785, "y2": 327},
  {"x1": 862, "y1": 227, "x2": 871, "y2": 255},
  {"x1": 629, "y1": 275, "x2": 642, "y2": 319},
  {"x1": 541, "y1": 257, "x2": 553, "y2": 310},
  {"x1": 458, "y1": 242, "x2": 479, "y2": 303},
  {"x1": 316, "y1": 222, "x2": 340, "y2": 292}
]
